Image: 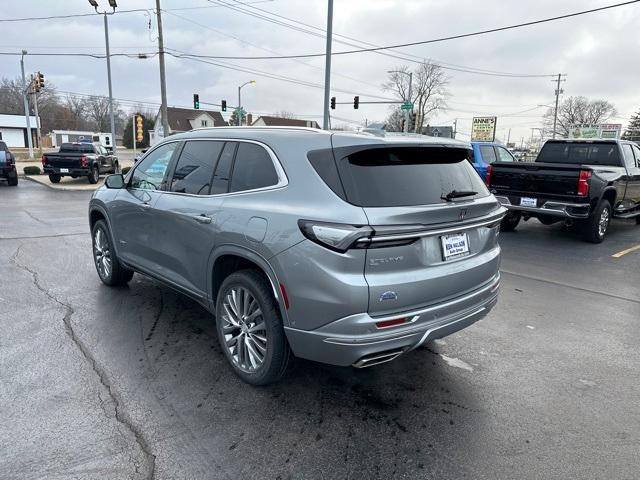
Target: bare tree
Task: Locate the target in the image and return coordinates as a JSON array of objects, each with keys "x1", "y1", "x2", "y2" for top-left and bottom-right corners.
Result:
[
  {"x1": 543, "y1": 96, "x2": 617, "y2": 138},
  {"x1": 384, "y1": 108, "x2": 405, "y2": 132},
  {"x1": 85, "y1": 95, "x2": 112, "y2": 132},
  {"x1": 383, "y1": 62, "x2": 448, "y2": 133}
]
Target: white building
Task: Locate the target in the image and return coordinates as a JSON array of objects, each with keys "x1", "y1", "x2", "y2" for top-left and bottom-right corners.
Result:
[
  {"x1": 150, "y1": 107, "x2": 227, "y2": 145},
  {"x1": 0, "y1": 113, "x2": 40, "y2": 148}
]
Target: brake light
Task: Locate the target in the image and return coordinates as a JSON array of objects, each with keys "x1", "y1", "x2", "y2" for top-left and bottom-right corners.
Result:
[
  {"x1": 80, "y1": 155, "x2": 89, "y2": 167},
  {"x1": 41, "y1": 155, "x2": 46, "y2": 167},
  {"x1": 298, "y1": 220, "x2": 373, "y2": 253},
  {"x1": 484, "y1": 165, "x2": 493, "y2": 187},
  {"x1": 577, "y1": 170, "x2": 591, "y2": 197}
]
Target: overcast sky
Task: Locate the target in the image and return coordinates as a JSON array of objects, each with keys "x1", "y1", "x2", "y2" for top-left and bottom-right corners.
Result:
[{"x1": 1, "y1": 0, "x2": 639, "y2": 143}]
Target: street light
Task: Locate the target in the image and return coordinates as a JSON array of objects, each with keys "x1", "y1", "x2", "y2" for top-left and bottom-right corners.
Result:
[
  {"x1": 88, "y1": 0, "x2": 117, "y2": 152},
  {"x1": 388, "y1": 70, "x2": 412, "y2": 133},
  {"x1": 237, "y1": 80, "x2": 256, "y2": 126}
]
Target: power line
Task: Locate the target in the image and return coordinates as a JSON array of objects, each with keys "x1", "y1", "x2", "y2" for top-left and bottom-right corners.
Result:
[
  {"x1": 0, "y1": 51, "x2": 157, "y2": 59},
  {"x1": 187, "y1": 0, "x2": 639, "y2": 66}
]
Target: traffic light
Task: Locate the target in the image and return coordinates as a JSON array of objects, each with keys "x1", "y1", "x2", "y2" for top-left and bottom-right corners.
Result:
[
  {"x1": 33, "y1": 72, "x2": 45, "y2": 92},
  {"x1": 193, "y1": 93, "x2": 200, "y2": 110},
  {"x1": 353, "y1": 96, "x2": 359, "y2": 109},
  {"x1": 330, "y1": 96, "x2": 336, "y2": 110},
  {"x1": 135, "y1": 113, "x2": 144, "y2": 143},
  {"x1": 221, "y1": 100, "x2": 227, "y2": 112}
]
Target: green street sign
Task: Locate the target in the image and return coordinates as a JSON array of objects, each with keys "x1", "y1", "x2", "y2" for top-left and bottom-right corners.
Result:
[{"x1": 400, "y1": 103, "x2": 413, "y2": 110}]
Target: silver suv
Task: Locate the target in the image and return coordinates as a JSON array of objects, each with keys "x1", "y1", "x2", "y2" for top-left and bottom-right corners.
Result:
[{"x1": 89, "y1": 127, "x2": 506, "y2": 385}]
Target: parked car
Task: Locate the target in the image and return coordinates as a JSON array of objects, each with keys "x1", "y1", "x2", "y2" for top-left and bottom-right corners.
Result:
[
  {"x1": 89, "y1": 128, "x2": 506, "y2": 385},
  {"x1": 42, "y1": 142, "x2": 119, "y2": 184},
  {"x1": 0, "y1": 140, "x2": 18, "y2": 186},
  {"x1": 469, "y1": 141, "x2": 517, "y2": 181},
  {"x1": 134, "y1": 148, "x2": 148, "y2": 163},
  {"x1": 489, "y1": 139, "x2": 640, "y2": 242}
]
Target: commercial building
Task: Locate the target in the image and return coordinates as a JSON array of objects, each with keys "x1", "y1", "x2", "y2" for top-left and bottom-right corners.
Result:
[{"x1": 0, "y1": 113, "x2": 40, "y2": 148}]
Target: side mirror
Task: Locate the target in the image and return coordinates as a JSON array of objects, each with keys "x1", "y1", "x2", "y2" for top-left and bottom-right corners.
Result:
[{"x1": 105, "y1": 174, "x2": 125, "y2": 189}]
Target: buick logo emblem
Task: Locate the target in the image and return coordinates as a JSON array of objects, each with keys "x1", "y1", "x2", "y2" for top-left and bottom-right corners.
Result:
[{"x1": 458, "y1": 209, "x2": 468, "y2": 221}]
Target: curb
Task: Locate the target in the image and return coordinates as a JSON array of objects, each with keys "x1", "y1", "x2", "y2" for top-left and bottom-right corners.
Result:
[{"x1": 22, "y1": 175, "x2": 102, "y2": 192}]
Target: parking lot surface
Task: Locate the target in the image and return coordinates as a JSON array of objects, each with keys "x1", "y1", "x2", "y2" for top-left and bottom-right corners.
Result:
[{"x1": 1, "y1": 180, "x2": 639, "y2": 479}]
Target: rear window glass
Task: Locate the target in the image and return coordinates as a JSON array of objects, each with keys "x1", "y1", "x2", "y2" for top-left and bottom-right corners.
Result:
[
  {"x1": 537, "y1": 142, "x2": 620, "y2": 165},
  {"x1": 335, "y1": 146, "x2": 488, "y2": 207},
  {"x1": 60, "y1": 143, "x2": 94, "y2": 153}
]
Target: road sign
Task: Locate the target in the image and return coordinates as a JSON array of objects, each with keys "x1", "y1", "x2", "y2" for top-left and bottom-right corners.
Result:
[{"x1": 400, "y1": 103, "x2": 413, "y2": 110}]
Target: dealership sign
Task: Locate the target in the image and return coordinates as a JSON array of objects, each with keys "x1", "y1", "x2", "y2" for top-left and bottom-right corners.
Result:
[
  {"x1": 471, "y1": 116, "x2": 497, "y2": 142},
  {"x1": 568, "y1": 124, "x2": 622, "y2": 139}
]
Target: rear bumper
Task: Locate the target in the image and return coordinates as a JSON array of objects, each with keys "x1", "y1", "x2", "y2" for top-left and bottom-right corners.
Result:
[
  {"x1": 284, "y1": 273, "x2": 500, "y2": 367},
  {"x1": 495, "y1": 195, "x2": 590, "y2": 219},
  {"x1": 43, "y1": 166, "x2": 90, "y2": 176}
]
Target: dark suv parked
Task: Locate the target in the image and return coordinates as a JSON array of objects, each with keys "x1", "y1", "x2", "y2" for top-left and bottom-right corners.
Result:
[
  {"x1": 0, "y1": 141, "x2": 18, "y2": 186},
  {"x1": 89, "y1": 128, "x2": 506, "y2": 385}
]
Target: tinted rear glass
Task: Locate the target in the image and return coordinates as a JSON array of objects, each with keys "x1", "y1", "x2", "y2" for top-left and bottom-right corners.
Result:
[
  {"x1": 537, "y1": 142, "x2": 620, "y2": 165},
  {"x1": 230, "y1": 143, "x2": 279, "y2": 193},
  {"x1": 170, "y1": 140, "x2": 223, "y2": 195},
  {"x1": 60, "y1": 143, "x2": 95, "y2": 153},
  {"x1": 336, "y1": 146, "x2": 488, "y2": 207}
]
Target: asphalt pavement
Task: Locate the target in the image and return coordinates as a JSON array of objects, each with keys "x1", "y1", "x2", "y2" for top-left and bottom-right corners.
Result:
[{"x1": 1, "y1": 180, "x2": 639, "y2": 480}]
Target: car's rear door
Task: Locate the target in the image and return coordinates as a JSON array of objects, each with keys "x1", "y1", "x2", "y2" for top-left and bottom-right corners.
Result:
[
  {"x1": 331, "y1": 142, "x2": 503, "y2": 316},
  {"x1": 622, "y1": 143, "x2": 640, "y2": 208},
  {"x1": 152, "y1": 140, "x2": 231, "y2": 298}
]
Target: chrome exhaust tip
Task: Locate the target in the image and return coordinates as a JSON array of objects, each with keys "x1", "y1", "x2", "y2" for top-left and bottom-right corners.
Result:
[{"x1": 352, "y1": 348, "x2": 406, "y2": 368}]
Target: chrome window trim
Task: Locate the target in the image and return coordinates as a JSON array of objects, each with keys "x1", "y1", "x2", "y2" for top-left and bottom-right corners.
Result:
[{"x1": 137, "y1": 137, "x2": 289, "y2": 198}]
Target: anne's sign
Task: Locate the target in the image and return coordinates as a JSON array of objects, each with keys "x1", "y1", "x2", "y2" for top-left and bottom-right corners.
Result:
[{"x1": 471, "y1": 116, "x2": 497, "y2": 142}]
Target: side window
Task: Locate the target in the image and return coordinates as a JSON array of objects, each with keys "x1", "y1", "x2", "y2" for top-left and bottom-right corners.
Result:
[
  {"x1": 496, "y1": 146, "x2": 515, "y2": 162},
  {"x1": 479, "y1": 145, "x2": 497, "y2": 164},
  {"x1": 169, "y1": 141, "x2": 223, "y2": 195},
  {"x1": 632, "y1": 145, "x2": 640, "y2": 167},
  {"x1": 210, "y1": 142, "x2": 236, "y2": 194},
  {"x1": 230, "y1": 143, "x2": 279, "y2": 193},
  {"x1": 621, "y1": 144, "x2": 636, "y2": 170},
  {"x1": 130, "y1": 142, "x2": 178, "y2": 191}
]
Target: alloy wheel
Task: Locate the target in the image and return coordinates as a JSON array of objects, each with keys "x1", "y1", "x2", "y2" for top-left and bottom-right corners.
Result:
[
  {"x1": 598, "y1": 207, "x2": 610, "y2": 237},
  {"x1": 93, "y1": 228, "x2": 112, "y2": 279},
  {"x1": 221, "y1": 286, "x2": 267, "y2": 373}
]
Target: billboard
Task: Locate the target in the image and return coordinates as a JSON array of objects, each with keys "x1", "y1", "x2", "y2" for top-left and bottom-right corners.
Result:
[
  {"x1": 568, "y1": 124, "x2": 622, "y2": 139},
  {"x1": 471, "y1": 116, "x2": 497, "y2": 142}
]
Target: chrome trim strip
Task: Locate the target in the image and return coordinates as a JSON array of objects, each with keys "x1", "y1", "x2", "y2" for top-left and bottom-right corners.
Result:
[
  {"x1": 359, "y1": 209, "x2": 506, "y2": 244},
  {"x1": 409, "y1": 306, "x2": 487, "y2": 351},
  {"x1": 495, "y1": 195, "x2": 590, "y2": 218}
]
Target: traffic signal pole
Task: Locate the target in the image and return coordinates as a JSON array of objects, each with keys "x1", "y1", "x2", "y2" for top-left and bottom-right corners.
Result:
[
  {"x1": 20, "y1": 51, "x2": 34, "y2": 159},
  {"x1": 32, "y1": 85, "x2": 41, "y2": 151},
  {"x1": 132, "y1": 115, "x2": 137, "y2": 156},
  {"x1": 103, "y1": 13, "x2": 117, "y2": 152}
]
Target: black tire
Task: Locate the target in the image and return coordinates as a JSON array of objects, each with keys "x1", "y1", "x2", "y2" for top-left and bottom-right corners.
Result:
[
  {"x1": 636, "y1": 215, "x2": 640, "y2": 225},
  {"x1": 91, "y1": 219, "x2": 134, "y2": 286},
  {"x1": 582, "y1": 199, "x2": 611, "y2": 243},
  {"x1": 71, "y1": 175, "x2": 78, "y2": 179},
  {"x1": 7, "y1": 173, "x2": 18, "y2": 186},
  {"x1": 113, "y1": 162, "x2": 120, "y2": 174},
  {"x1": 49, "y1": 174, "x2": 61, "y2": 184},
  {"x1": 88, "y1": 166, "x2": 99, "y2": 184},
  {"x1": 500, "y1": 211, "x2": 521, "y2": 232},
  {"x1": 215, "y1": 269, "x2": 291, "y2": 385}
]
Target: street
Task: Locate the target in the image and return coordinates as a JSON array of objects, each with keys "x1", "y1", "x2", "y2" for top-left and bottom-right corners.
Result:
[{"x1": 1, "y1": 180, "x2": 638, "y2": 480}]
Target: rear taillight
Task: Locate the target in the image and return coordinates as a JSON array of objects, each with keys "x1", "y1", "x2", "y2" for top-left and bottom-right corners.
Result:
[
  {"x1": 41, "y1": 155, "x2": 46, "y2": 167},
  {"x1": 375, "y1": 317, "x2": 408, "y2": 329},
  {"x1": 298, "y1": 220, "x2": 373, "y2": 253},
  {"x1": 577, "y1": 170, "x2": 591, "y2": 197},
  {"x1": 80, "y1": 155, "x2": 89, "y2": 167},
  {"x1": 484, "y1": 165, "x2": 493, "y2": 187}
]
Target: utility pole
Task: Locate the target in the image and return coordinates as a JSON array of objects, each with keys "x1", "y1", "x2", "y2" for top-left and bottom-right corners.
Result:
[
  {"x1": 506, "y1": 128, "x2": 511, "y2": 145},
  {"x1": 132, "y1": 115, "x2": 137, "y2": 156},
  {"x1": 20, "y1": 51, "x2": 33, "y2": 159},
  {"x1": 156, "y1": 0, "x2": 169, "y2": 138},
  {"x1": 322, "y1": 0, "x2": 333, "y2": 130},
  {"x1": 453, "y1": 119, "x2": 457, "y2": 139},
  {"x1": 552, "y1": 73, "x2": 565, "y2": 139}
]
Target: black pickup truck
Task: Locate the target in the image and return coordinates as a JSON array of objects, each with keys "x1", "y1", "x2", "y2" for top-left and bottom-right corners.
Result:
[
  {"x1": 42, "y1": 142, "x2": 119, "y2": 184},
  {"x1": 488, "y1": 139, "x2": 640, "y2": 242},
  {"x1": 0, "y1": 140, "x2": 18, "y2": 186}
]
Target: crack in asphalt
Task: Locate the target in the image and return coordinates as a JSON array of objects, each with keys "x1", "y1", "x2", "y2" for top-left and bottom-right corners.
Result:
[
  {"x1": 1, "y1": 232, "x2": 87, "y2": 241},
  {"x1": 24, "y1": 209, "x2": 49, "y2": 226},
  {"x1": 10, "y1": 244, "x2": 156, "y2": 480}
]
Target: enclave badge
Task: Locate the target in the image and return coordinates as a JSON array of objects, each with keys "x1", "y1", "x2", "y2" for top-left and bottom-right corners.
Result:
[{"x1": 379, "y1": 291, "x2": 398, "y2": 302}]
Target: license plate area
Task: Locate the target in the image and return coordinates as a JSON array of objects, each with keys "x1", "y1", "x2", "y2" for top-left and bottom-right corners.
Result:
[
  {"x1": 520, "y1": 196, "x2": 537, "y2": 207},
  {"x1": 441, "y1": 232, "x2": 470, "y2": 261},
  {"x1": 60, "y1": 168, "x2": 69, "y2": 173}
]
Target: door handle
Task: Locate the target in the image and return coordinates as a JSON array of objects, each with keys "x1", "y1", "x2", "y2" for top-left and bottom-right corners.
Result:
[
  {"x1": 192, "y1": 214, "x2": 213, "y2": 224},
  {"x1": 140, "y1": 202, "x2": 151, "y2": 209}
]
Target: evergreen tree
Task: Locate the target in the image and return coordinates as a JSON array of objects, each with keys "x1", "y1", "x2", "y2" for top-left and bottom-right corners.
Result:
[{"x1": 622, "y1": 110, "x2": 640, "y2": 142}]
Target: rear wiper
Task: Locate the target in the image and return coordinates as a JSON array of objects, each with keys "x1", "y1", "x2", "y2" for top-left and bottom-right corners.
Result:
[{"x1": 441, "y1": 190, "x2": 477, "y2": 201}]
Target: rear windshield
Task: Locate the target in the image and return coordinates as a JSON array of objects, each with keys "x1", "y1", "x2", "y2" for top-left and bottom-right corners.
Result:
[
  {"x1": 320, "y1": 146, "x2": 488, "y2": 207},
  {"x1": 537, "y1": 142, "x2": 620, "y2": 165},
  {"x1": 60, "y1": 143, "x2": 95, "y2": 153}
]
